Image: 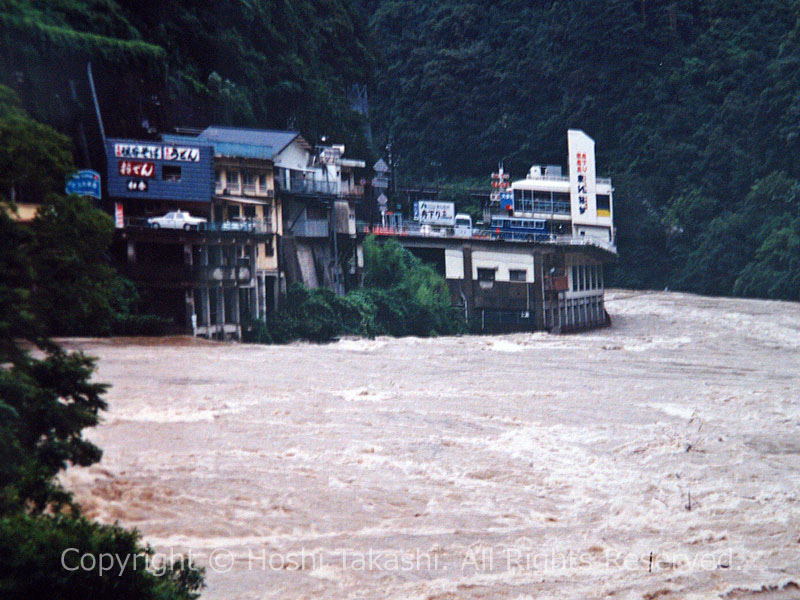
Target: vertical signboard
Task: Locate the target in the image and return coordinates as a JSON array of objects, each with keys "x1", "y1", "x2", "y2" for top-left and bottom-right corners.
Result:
[
  {"x1": 568, "y1": 129, "x2": 597, "y2": 225},
  {"x1": 114, "y1": 202, "x2": 124, "y2": 228}
]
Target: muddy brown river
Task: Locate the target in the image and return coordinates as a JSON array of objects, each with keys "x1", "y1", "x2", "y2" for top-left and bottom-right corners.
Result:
[{"x1": 61, "y1": 290, "x2": 800, "y2": 599}]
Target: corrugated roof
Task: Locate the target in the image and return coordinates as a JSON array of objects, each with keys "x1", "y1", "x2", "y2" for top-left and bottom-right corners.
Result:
[{"x1": 164, "y1": 126, "x2": 307, "y2": 161}]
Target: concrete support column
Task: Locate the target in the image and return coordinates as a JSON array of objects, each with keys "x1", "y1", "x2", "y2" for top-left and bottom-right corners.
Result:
[
  {"x1": 185, "y1": 289, "x2": 195, "y2": 334},
  {"x1": 202, "y1": 288, "x2": 211, "y2": 335},
  {"x1": 216, "y1": 286, "x2": 225, "y2": 339},
  {"x1": 233, "y1": 286, "x2": 241, "y2": 340}
]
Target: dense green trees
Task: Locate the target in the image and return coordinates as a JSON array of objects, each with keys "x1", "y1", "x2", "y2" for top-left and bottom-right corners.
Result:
[
  {"x1": 0, "y1": 84, "x2": 203, "y2": 599},
  {"x1": 0, "y1": 0, "x2": 374, "y2": 157},
  {"x1": 4, "y1": 0, "x2": 800, "y2": 300},
  {"x1": 246, "y1": 236, "x2": 464, "y2": 343},
  {"x1": 368, "y1": 0, "x2": 800, "y2": 300}
]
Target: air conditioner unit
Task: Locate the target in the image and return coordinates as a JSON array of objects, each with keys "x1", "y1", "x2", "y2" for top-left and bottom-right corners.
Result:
[{"x1": 528, "y1": 165, "x2": 542, "y2": 179}]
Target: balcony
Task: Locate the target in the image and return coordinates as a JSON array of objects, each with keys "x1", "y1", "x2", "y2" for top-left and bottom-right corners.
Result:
[
  {"x1": 194, "y1": 264, "x2": 252, "y2": 282},
  {"x1": 340, "y1": 184, "x2": 364, "y2": 199},
  {"x1": 289, "y1": 219, "x2": 329, "y2": 238},
  {"x1": 277, "y1": 176, "x2": 338, "y2": 196},
  {"x1": 122, "y1": 217, "x2": 272, "y2": 236}
]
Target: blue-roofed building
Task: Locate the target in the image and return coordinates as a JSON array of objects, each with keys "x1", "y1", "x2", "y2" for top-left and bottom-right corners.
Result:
[
  {"x1": 166, "y1": 126, "x2": 367, "y2": 297},
  {"x1": 107, "y1": 135, "x2": 272, "y2": 340}
]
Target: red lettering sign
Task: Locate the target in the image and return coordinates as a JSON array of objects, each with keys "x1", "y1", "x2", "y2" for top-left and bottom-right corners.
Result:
[{"x1": 118, "y1": 161, "x2": 155, "y2": 178}]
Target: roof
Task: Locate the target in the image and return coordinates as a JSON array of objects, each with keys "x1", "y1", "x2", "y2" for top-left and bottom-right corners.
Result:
[{"x1": 163, "y1": 126, "x2": 309, "y2": 161}]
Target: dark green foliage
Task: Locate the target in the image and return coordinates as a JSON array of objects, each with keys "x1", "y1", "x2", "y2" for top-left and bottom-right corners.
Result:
[
  {"x1": 0, "y1": 0, "x2": 373, "y2": 156},
  {"x1": 1, "y1": 87, "x2": 165, "y2": 334},
  {"x1": 0, "y1": 134, "x2": 205, "y2": 599},
  {"x1": 0, "y1": 513, "x2": 204, "y2": 600},
  {"x1": 370, "y1": 0, "x2": 800, "y2": 299},
  {"x1": 245, "y1": 236, "x2": 464, "y2": 343}
]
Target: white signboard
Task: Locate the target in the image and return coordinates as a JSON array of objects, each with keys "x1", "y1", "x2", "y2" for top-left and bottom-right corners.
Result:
[
  {"x1": 414, "y1": 201, "x2": 455, "y2": 226},
  {"x1": 115, "y1": 143, "x2": 161, "y2": 160},
  {"x1": 163, "y1": 145, "x2": 200, "y2": 162},
  {"x1": 568, "y1": 129, "x2": 597, "y2": 225}
]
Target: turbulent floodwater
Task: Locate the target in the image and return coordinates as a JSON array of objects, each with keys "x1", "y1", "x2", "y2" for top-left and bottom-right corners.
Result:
[{"x1": 61, "y1": 290, "x2": 800, "y2": 600}]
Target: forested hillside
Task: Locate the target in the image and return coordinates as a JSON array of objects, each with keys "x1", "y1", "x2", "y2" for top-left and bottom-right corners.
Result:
[
  {"x1": 0, "y1": 0, "x2": 374, "y2": 160},
  {"x1": 2, "y1": 0, "x2": 799, "y2": 299},
  {"x1": 367, "y1": 0, "x2": 800, "y2": 298}
]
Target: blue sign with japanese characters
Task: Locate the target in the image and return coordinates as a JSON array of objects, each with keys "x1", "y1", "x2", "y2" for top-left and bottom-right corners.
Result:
[{"x1": 66, "y1": 170, "x2": 102, "y2": 199}]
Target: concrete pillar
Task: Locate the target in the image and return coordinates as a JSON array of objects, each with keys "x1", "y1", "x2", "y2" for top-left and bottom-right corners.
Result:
[
  {"x1": 216, "y1": 285, "x2": 225, "y2": 338},
  {"x1": 203, "y1": 287, "x2": 211, "y2": 334},
  {"x1": 462, "y1": 246, "x2": 474, "y2": 325},
  {"x1": 533, "y1": 253, "x2": 545, "y2": 331},
  {"x1": 233, "y1": 286, "x2": 241, "y2": 340},
  {"x1": 184, "y1": 289, "x2": 195, "y2": 334}
]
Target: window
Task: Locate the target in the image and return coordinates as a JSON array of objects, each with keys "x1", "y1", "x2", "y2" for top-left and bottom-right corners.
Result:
[
  {"x1": 597, "y1": 194, "x2": 611, "y2": 214},
  {"x1": 477, "y1": 268, "x2": 496, "y2": 282},
  {"x1": 228, "y1": 204, "x2": 241, "y2": 218},
  {"x1": 215, "y1": 169, "x2": 222, "y2": 188},
  {"x1": 258, "y1": 173, "x2": 268, "y2": 192},
  {"x1": 572, "y1": 266, "x2": 578, "y2": 291},
  {"x1": 243, "y1": 205, "x2": 256, "y2": 218},
  {"x1": 513, "y1": 189, "x2": 533, "y2": 212},
  {"x1": 162, "y1": 166, "x2": 181, "y2": 182},
  {"x1": 509, "y1": 269, "x2": 526, "y2": 282},
  {"x1": 243, "y1": 171, "x2": 257, "y2": 193},
  {"x1": 227, "y1": 170, "x2": 240, "y2": 191}
]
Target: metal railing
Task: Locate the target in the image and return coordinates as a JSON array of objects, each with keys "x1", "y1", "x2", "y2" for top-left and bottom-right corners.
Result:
[
  {"x1": 364, "y1": 223, "x2": 617, "y2": 252},
  {"x1": 513, "y1": 200, "x2": 571, "y2": 214},
  {"x1": 277, "y1": 176, "x2": 338, "y2": 195},
  {"x1": 123, "y1": 217, "x2": 272, "y2": 234},
  {"x1": 289, "y1": 219, "x2": 329, "y2": 237}
]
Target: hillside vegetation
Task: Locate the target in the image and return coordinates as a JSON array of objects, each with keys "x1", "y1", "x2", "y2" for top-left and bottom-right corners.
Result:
[
  {"x1": 2, "y1": 0, "x2": 799, "y2": 299},
  {"x1": 368, "y1": 0, "x2": 800, "y2": 298}
]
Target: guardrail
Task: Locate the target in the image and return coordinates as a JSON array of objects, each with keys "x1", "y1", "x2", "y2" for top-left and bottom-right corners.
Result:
[
  {"x1": 123, "y1": 217, "x2": 273, "y2": 234},
  {"x1": 364, "y1": 224, "x2": 617, "y2": 252}
]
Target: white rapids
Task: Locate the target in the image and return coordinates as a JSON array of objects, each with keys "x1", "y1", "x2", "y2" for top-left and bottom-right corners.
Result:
[{"x1": 61, "y1": 290, "x2": 800, "y2": 600}]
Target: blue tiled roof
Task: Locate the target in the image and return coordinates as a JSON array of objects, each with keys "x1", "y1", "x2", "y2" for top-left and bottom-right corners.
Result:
[{"x1": 164, "y1": 126, "x2": 304, "y2": 161}]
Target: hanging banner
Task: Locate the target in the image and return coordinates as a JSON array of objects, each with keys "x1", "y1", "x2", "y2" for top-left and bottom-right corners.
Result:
[{"x1": 65, "y1": 170, "x2": 102, "y2": 199}]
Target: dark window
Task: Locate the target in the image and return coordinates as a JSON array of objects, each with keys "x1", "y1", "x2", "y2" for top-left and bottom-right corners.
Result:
[
  {"x1": 597, "y1": 194, "x2": 611, "y2": 212},
  {"x1": 477, "y1": 268, "x2": 496, "y2": 282},
  {"x1": 509, "y1": 269, "x2": 527, "y2": 282},
  {"x1": 228, "y1": 204, "x2": 241, "y2": 218},
  {"x1": 163, "y1": 166, "x2": 181, "y2": 182},
  {"x1": 213, "y1": 205, "x2": 224, "y2": 223},
  {"x1": 243, "y1": 205, "x2": 256, "y2": 218}
]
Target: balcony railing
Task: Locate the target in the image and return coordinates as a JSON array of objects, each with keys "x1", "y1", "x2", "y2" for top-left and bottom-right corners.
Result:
[
  {"x1": 194, "y1": 264, "x2": 252, "y2": 282},
  {"x1": 277, "y1": 176, "x2": 338, "y2": 196},
  {"x1": 340, "y1": 184, "x2": 364, "y2": 198},
  {"x1": 289, "y1": 219, "x2": 329, "y2": 237},
  {"x1": 123, "y1": 217, "x2": 272, "y2": 234}
]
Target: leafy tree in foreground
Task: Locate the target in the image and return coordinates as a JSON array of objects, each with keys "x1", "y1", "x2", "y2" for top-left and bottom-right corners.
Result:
[{"x1": 0, "y1": 88, "x2": 205, "y2": 599}]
